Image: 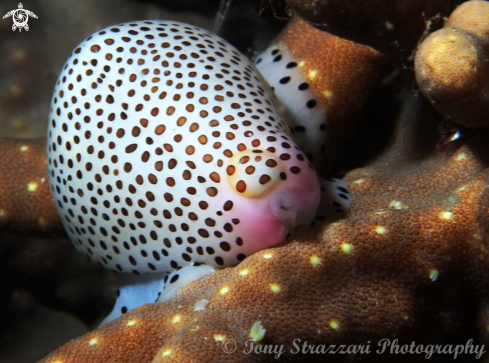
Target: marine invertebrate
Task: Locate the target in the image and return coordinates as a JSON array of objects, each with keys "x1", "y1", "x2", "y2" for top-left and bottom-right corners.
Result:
[
  {"x1": 415, "y1": 0, "x2": 489, "y2": 127},
  {"x1": 46, "y1": 20, "x2": 356, "y2": 322},
  {"x1": 39, "y1": 84, "x2": 489, "y2": 362},
  {"x1": 48, "y1": 20, "x2": 320, "y2": 273},
  {"x1": 255, "y1": 18, "x2": 384, "y2": 173}
]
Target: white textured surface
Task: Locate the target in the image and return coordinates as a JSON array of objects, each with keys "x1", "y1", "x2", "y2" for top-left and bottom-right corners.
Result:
[
  {"x1": 256, "y1": 45, "x2": 328, "y2": 171},
  {"x1": 47, "y1": 20, "x2": 320, "y2": 275}
]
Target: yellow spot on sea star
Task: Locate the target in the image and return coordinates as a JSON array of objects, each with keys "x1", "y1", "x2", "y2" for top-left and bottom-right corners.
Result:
[
  {"x1": 213, "y1": 334, "x2": 226, "y2": 341},
  {"x1": 20, "y1": 145, "x2": 28, "y2": 152},
  {"x1": 89, "y1": 338, "x2": 97, "y2": 346},
  {"x1": 298, "y1": 60, "x2": 305, "y2": 67},
  {"x1": 263, "y1": 252, "x2": 273, "y2": 259},
  {"x1": 171, "y1": 314, "x2": 181, "y2": 323},
  {"x1": 456, "y1": 153, "x2": 466, "y2": 161},
  {"x1": 323, "y1": 90, "x2": 333, "y2": 98},
  {"x1": 352, "y1": 179, "x2": 364, "y2": 184},
  {"x1": 0, "y1": 209, "x2": 5, "y2": 218},
  {"x1": 308, "y1": 69, "x2": 318, "y2": 80},
  {"x1": 269, "y1": 283, "x2": 280, "y2": 292},
  {"x1": 250, "y1": 321, "x2": 266, "y2": 341},
  {"x1": 389, "y1": 200, "x2": 408, "y2": 210},
  {"x1": 219, "y1": 286, "x2": 229, "y2": 295},
  {"x1": 329, "y1": 320, "x2": 339, "y2": 330},
  {"x1": 238, "y1": 268, "x2": 249, "y2": 276},
  {"x1": 126, "y1": 319, "x2": 137, "y2": 326},
  {"x1": 439, "y1": 211, "x2": 452, "y2": 220},
  {"x1": 161, "y1": 349, "x2": 172, "y2": 357},
  {"x1": 27, "y1": 182, "x2": 38, "y2": 192},
  {"x1": 190, "y1": 325, "x2": 200, "y2": 332},
  {"x1": 310, "y1": 255, "x2": 321, "y2": 267},
  {"x1": 375, "y1": 226, "x2": 387, "y2": 234},
  {"x1": 38, "y1": 217, "x2": 46, "y2": 226},
  {"x1": 341, "y1": 243, "x2": 352, "y2": 253}
]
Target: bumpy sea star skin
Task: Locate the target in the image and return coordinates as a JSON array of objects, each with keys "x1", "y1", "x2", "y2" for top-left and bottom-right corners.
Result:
[
  {"x1": 0, "y1": 138, "x2": 63, "y2": 236},
  {"x1": 286, "y1": 0, "x2": 465, "y2": 55},
  {"x1": 38, "y1": 79, "x2": 489, "y2": 362},
  {"x1": 415, "y1": 0, "x2": 489, "y2": 128},
  {"x1": 256, "y1": 18, "x2": 385, "y2": 173}
]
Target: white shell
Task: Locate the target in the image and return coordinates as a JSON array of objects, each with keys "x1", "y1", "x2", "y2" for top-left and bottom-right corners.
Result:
[
  {"x1": 47, "y1": 21, "x2": 320, "y2": 274},
  {"x1": 256, "y1": 46, "x2": 328, "y2": 172}
]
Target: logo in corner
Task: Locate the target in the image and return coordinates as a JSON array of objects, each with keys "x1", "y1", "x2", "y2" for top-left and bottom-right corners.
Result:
[{"x1": 3, "y1": 3, "x2": 37, "y2": 32}]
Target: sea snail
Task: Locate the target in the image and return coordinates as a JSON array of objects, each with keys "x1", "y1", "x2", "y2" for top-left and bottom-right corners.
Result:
[{"x1": 47, "y1": 20, "x2": 351, "y2": 323}]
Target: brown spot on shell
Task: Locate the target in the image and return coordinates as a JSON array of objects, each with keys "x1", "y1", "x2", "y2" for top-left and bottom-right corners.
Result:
[{"x1": 236, "y1": 180, "x2": 246, "y2": 193}]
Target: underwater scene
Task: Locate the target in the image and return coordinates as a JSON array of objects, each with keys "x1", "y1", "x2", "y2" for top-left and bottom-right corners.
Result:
[{"x1": 1, "y1": 0, "x2": 489, "y2": 362}]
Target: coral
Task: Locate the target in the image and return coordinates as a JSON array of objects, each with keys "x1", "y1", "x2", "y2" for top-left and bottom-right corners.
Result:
[
  {"x1": 415, "y1": 0, "x2": 489, "y2": 127},
  {"x1": 285, "y1": 0, "x2": 465, "y2": 55},
  {"x1": 38, "y1": 80, "x2": 489, "y2": 362},
  {"x1": 0, "y1": 138, "x2": 63, "y2": 236}
]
